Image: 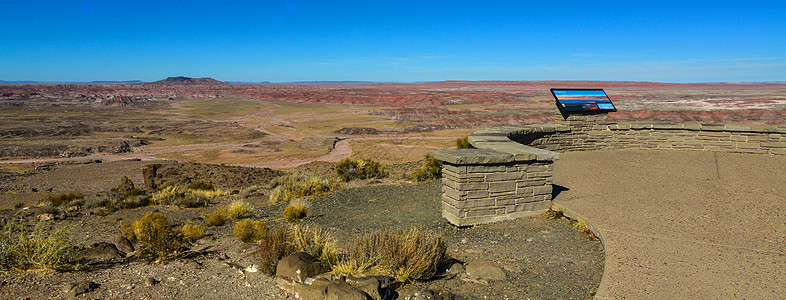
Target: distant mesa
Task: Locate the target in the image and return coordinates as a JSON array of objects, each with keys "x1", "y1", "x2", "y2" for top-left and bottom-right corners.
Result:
[{"x1": 150, "y1": 76, "x2": 228, "y2": 85}]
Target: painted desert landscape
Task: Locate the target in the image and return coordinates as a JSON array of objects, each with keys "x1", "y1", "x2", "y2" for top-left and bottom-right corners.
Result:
[{"x1": 0, "y1": 78, "x2": 784, "y2": 299}]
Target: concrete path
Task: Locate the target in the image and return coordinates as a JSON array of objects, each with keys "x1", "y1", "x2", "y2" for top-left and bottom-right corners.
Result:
[{"x1": 552, "y1": 150, "x2": 785, "y2": 299}]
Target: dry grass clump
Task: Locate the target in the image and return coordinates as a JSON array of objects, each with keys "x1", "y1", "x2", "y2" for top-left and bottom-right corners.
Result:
[
  {"x1": 283, "y1": 199, "x2": 309, "y2": 223},
  {"x1": 336, "y1": 158, "x2": 388, "y2": 181},
  {"x1": 269, "y1": 174, "x2": 340, "y2": 203},
  {"x1": 227, "y1": 200, "x2": 253, "y2": 220},
  {"x1": 456, "y1": 136, "x2": 472, "y2": 149},
  {"x1": 204, "y1": 207, "x2": 228, "y2": 227},
  {"x1": 152, "y1": 186, "x2": 225, "y2": 208},
  {"x1": 49, "y1": 193, "x2": 84, "y2": 206},
  {"x1": 186, "y1": 181, "x2": 214, "y2": 191},
  {"x1": 0, "y1": 222, "x2": 83, "y2": 272},
  {"x1": 256, "y1": 224, "x2": 338, "y2": 275},
  {"x1": 334, "y1": 227, "x2": 447, "y2": 283},
  {"x1": 122, "y1": 212, "x2": 184, "y2": 261},
  {"x1": 179, "y1": 224, "x2": 204, "y2": 241},
  {"x1": 233, "y1": 220, "x2": 268, "y2": 243},
  {"x1": 411, "y1": 154, "x2": 442, "y2": 182}
]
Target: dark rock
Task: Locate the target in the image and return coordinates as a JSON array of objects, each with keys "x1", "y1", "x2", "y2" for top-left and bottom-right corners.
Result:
[
  {"x1": 111, "y1": 176, "x2": 135, "y2": 195},
  {"x1": 294, "y1": 278, "x2": 330, "y2": 299},
  {"x1": 276, "y1": 252, "x2": 329, "y2": 283},
  {"x1": 75, "y1": 242, "x2": 124, "y2": 265},
  {"x1": 348, "y1": 276, "x2": 381, "y2": 299},
  {"x1": 326, "y1": 280, "x2": 369, "y2": 300},
  {"x1": 115, "y1": 236, "x2": 135, "y2": 254},
  {"x1": 65, "y1": 281, "x2": 99, "y2": 298},
  {"x1": 465, "y1": 260, "x2": 506, "y2": 281},
  {"x1": 144, "y1": 277, "x2": 159, "y2": 286}
]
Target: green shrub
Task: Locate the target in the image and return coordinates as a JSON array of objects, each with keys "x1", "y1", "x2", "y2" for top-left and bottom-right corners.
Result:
[
  {"x1": 49, "y1": 193, "x2": 84, "y2": 206},
  {"x1": 186, "y1": 181, "x2": 214, "y2": 191},
  {"x1": 227, "y1": 200, "x2": 253, "y2": 220},
  {"x1": 336, "y1": 158, "x2": 388, "y2": 181},
  {"x1": 152, "y1": 186, "x2": 216, "y2": 208},
  {"x1": 180, "y1": 224, "x2": 204, "y2": 241},
  {"x1": 411, "y1": 154, "x2": 442, "y2": 182},
  {"x1": 335, "y1": 227, "x2": 446, "y2": 282},
  {"x1": 205, "y1": 208, "x2": 228, "y2": 227},
  {"x1": 233, "y1": 220, "x2": 268, "y2": 243},
  {"x1": 152, "y1": 186, "x2": 186, "y2": 204},
  {"x1": 0, "y1": 222, "x2": 83, "y2": 272},
  {"x1": 124, "y1": 213, "x2": 183, "y2": 261},
  {"x1": 456, "y1": 136, "x2": 472, "y2": 149},
  {"x1": 269, "y1": 174, "x2": 340, "y2": 203},
  {"x1": 283, "y1": 199, "x2": 308, "y2": 223}
]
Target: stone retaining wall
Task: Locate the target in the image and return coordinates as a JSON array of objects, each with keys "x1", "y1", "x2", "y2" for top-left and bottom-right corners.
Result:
[{"x1": 435, "y1": 112, "x2": 785, "y2": 226}]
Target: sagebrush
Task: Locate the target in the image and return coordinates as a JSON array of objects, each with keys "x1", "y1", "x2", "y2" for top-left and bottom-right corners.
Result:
[
  {"x1": 256, "y1": 224, "x2": 338, "y2": 275},
  {"x1": 0, "y1": 222, "x2": 83, "y2": 272},
  {"x1": 336, "y1": 158, "x2": 387, "y2": 181},
  {"x1": 233, "y1": 220, "x2": 268, "y2": 243},
  {"x1": 269, "y1": 174, "x2": 340, "y2": 203},
  {"x1": 122, "y1": 212, "x2": 183, "y2": 261},
  {"x1": 283, "y1": 199, "x2": 309, "y2": 223},
  {"x1": 411, "y1": 153, "x2": 442, "y2": 182}
]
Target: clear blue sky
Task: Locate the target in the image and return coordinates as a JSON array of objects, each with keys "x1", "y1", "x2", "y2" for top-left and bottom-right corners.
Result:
[{"x1": 1, "y1": 0, "x2": 784, "y2": 82}]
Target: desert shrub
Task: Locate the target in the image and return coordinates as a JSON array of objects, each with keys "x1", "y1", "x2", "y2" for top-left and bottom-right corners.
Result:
[
  {"x1": 335, "y1": 227, "x2": 447, "y2": 283},
  {"x1": 256, "y1": 228, "x2": 296, "y2": 275},
  {"x1": 456, "y1": 136, "x2": 473, "y2": 149},
  {"x1": 336, "y1": 158, "x2": 388, "y2": 181},
  {"x1": 14, "y1": 202, "x2": 25, "y2": 210},
  {"x1": 114, "y1": 195, "x2": 152, "y2": 210},
  {"x1": 0, "y1": 222, "x2": 83, "y2": 272},
  {"x1": 255, "y1": 224, "x2": 338, "y2": 275},
  {"x1": 123, "y1": 188, "x2": 145, "y2": 198},
  {"x1": 283, "y1": 199, "x2": 309, "y2": 223},
  {"x1": 227, "y1": 200, "x2": 253, "y2": 220},
  {"x1": 152, "y1": 186, "x2": 186, "y2": 204},
  {"x1": 124, "y1": 213, "x2": 183, "y2": 261},
  {"x1": 411, "y1": 154, "x2": 442, "y2": 182},
  {"x1": 180, "y1": 224, "x2": 204, "y2": 241},
  {"x1": 205, "y1": 208, "x2": 228, "y2": 227},
  {"x1": 187, "y1": 181, "x2": 214, "y2": 191},
  {"x1": 269, "y1": 174, "x2": 340, "y2": 203},
  {"x1": 49, "y1": 193, "x2": 84, "y2": 206},
  {"x1": 233, "y1": 220, "x2": 268, "y2": 243},
  {"x1": 152, "y1": 186, "x2": 219, "y2": 208},
  {"x1": 546, "y1": 209, "x2": 565, "y2": 220}
]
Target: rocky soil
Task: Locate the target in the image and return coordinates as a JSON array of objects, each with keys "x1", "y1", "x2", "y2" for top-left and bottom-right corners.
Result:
[{"x1": 0, "y1": 160, "x2": 603, "y2": 299}]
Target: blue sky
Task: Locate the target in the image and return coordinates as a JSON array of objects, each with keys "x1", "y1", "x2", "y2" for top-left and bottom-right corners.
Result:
[{"x1": 1, "y1": 0, "x2": 784, "y2": 82}]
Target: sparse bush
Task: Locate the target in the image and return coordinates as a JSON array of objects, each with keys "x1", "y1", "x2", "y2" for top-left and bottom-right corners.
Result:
[
  {"x1": 227, "y1": 200, "x2": 253, "y2": 220},
  {"x1": 411, "y1": 154, "x2": 442, "y2": 182},
  {"x1": 456, "y1": 136, "x2": 473, "y2": 149},
  {"x1": 49, "y1": 193, "x2": 84, "y2": 206},
  {"x1": 0, "y1": 222, "x2": 83, "y2": 271},
  {"x1": 123, "y1": 188, "x2": 145, "y2": 198},
  {"x1": 124, "y1": 212, "x2": 183, "y2": 261},
  {"x1": 187, "y1": 181, "x2": 214, "y2": 191},
  {"x1": 180, "y1": 224, "x2": 204, "y2": 241},
  {"x1": 114, "y1": 195, "x2": 151, "y2": 210},
  {"x1": 256, "y1": 228, "x2": 297, "y2": 275},
  {"x1": 269, "y1": 174, "x2": 340, "y2": 203},
  {"x1": 233, "y1": 220, "x2": 268, "y2": 243},
  {"x1": 255, "y1": 224, "x2": 338, "y2": 275},
  {"x1": 14, "y1": 202, "x2": 25, "y2": 210},
  {"x1": 336, "y1": 158, "x2": 388, "y2": 181},
  {"x1": 152, "y1": 186, "x2": 219, "y2": 208},
  {"x1": 335, "y1": 227, "x2": 447, "y2": 283},
  {"x1": 205, "y1": 208, "x2": 228, "y2": 227},
  {"x1": 283, "y1": 199, "x2": 309, "y2": 223},
  {"x1": 546, "y1": 209, "x2": 565, "y2": 220}
]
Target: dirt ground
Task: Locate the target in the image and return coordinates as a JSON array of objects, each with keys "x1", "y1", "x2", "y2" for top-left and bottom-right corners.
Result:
[{"x1": 0, "y1": 160, "x2": 603, "y2": 299}]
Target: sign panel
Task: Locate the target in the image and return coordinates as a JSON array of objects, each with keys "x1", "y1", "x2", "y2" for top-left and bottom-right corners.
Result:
[{"x1": 551, "y1": 89, "x2": 617, "y2": 113}]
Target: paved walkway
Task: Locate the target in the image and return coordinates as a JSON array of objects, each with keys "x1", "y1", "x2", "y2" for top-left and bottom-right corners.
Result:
[{"x1": 552, "y1": 150, "x2": 785, "y2": 299}]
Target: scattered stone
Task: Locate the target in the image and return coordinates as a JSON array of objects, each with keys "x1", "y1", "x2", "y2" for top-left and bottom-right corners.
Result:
[
  {"x1": 276, "y1": 252, "x2": 328, "y2": 283},
  {"x1": 64, "y1": 281, "x2": 99, "y2": 298},
  {"x1": 465, "y1": 260, "x2": 506, "y2": 281},
  {"x1": 144, "y1": 277, "x2": 159, "y2": 286},
  {"x1": 111, "y1": 176, "x2": 135, "y2": 195},
  {"x1": 404, "y1": 289, "x2": 454, "y2": 300},
  {"x1": 75, "y1": 242, "x2": 124, "y2": 265},
  {"x1": 38, "y1": 213, "x2": 55, "y2": 221},
  {"x1": 115, "y1": 236, "x2": 134, "y2": 254}
]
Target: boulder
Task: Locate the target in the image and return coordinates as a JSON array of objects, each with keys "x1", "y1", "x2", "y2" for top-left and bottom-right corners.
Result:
[
  {"x1": 115, "y1": 236, "x2": 135, "y2": 254},
  {"x1": 74, "y1": 242, "x2": 124, "y2": 265},
  {"x1": 64, "y1": 281, "x2": 99, "y2": 298},
  {"x1": 294, "y1": 279, "x2": 370, "y2": 300},
  {"x1": 276, "y1": 252, "x2": 328, "y2": 282}
]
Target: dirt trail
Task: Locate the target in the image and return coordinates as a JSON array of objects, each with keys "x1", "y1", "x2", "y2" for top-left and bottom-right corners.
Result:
[{"x1": 0, "y1": 136, "x2": 456, "y2": 169}]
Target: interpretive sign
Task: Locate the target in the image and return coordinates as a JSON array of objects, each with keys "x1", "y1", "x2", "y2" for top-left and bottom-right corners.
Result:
[{"x1": 551, "y1": 89, "x2": 617, "y2": 113}]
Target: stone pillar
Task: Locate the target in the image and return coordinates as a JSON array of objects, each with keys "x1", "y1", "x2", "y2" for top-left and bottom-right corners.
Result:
[{"x1": 434, "y1": 149, "x2": 554, "y2": 227}]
